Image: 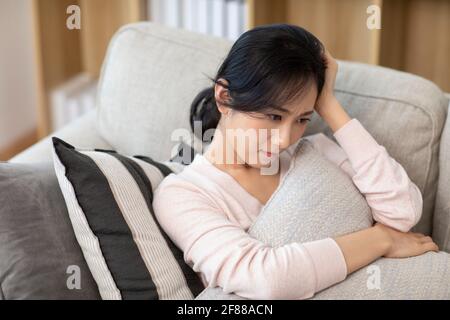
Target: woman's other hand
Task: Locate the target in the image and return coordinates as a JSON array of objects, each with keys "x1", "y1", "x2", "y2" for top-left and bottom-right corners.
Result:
[
  {"x1": 313, "y1": 49, "x2": 351, "y2": 133},
  {"x1": 314, "y1": 49, "x2": 338, "y2": 115},
  {"x1": 374, "y1": 222, "x2": 440, "y2": 258}
]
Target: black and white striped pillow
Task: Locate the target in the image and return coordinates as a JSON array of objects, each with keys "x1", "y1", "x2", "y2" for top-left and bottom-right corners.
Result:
[{"x1": 51, "y1": 137, "x2": 204, "y2": 300}]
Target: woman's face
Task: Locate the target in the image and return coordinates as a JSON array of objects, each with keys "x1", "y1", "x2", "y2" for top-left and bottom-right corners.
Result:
[{"x1": 214, "y1": 80, "x2": 318, "y2": 171}]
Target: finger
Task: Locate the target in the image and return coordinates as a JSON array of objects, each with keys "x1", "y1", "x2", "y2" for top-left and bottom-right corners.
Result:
[
  {"x1": 422, "y1": 241, "x2": 439, "y2": 252},
  {"x1": 322, "y1": 49, "x2": 332, "y2": 62},
  {"x1": 326, "y1": 50, "x2": 334, "y2": 59},
  {"x1": 419, "y1": 236, "x2": 434, "y2": 243}
]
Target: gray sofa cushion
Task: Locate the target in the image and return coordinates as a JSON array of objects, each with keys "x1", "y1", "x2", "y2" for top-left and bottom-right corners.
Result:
[
  {"x1": 196, "y1": 139, "x2": 450, "y2": 300},
  {"x1": 434, "y1": 101, "x2": 450, "y2": 252},
  {"x1": 249, "y1": 139, "x2": 373, "y2": 243},
  {"x1": 0, "y1": 162, "x2": 100, "y2": 299}
]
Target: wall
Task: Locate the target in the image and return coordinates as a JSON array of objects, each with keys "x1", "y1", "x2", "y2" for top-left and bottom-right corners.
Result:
[{"x1": 0, "y1": 0, "x2": 37, "y2": 156}]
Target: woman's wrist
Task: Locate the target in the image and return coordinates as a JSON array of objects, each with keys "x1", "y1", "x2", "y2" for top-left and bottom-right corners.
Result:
[
  {"x1": 334, "y1": 224, "x2": 393, "y2": 274},
  {"x1": 372, "y1": 223, "x2": 393, "y2": 256}
]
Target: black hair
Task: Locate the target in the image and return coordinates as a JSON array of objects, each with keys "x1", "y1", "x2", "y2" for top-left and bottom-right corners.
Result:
[{"x1": 189, "y1": 23, "x2": 326, "y2": 140}]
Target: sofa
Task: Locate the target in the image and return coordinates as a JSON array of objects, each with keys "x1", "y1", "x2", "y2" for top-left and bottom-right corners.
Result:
[{"x1": 1, "y1": 21, "x2": 450, "y2": 299}]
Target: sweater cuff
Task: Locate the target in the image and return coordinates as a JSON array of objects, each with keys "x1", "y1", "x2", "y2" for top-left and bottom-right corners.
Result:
[
  {"x1": 302, "y1": 238, "x2": 348, "y2": 293},
  {"x1": 333, "y1": 118, "x2": 382, "y2": 170}
]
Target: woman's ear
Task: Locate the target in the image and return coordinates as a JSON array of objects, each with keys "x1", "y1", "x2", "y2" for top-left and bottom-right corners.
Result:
[{"x1": 214, "y1": 78, "x2": 231, "y2": 114}]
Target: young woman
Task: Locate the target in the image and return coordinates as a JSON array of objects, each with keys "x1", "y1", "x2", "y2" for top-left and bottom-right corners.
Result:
[{"x1": 153, "y1": 24, "x2": 439, "y2": 299}]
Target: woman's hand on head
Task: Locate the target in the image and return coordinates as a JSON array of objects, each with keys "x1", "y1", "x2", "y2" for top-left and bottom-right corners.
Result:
[
  {"x1": 314, "y1": 49, "x2": 338, "y2": 115},
  {"x1": 374, "y1": 222, "x2": 439, "y2": 259},
  {"x1": 312, "y1": 49, "x2": 352, "y2": 133}
]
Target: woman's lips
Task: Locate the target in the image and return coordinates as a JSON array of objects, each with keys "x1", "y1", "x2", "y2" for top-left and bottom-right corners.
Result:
[{"x1": 260, "y1": 150, "x2": 277, "y2": 157}]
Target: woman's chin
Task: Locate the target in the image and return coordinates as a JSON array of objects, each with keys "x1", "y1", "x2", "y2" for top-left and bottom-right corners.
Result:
[{"x1": 248, "y1": 154, "x2": 280, "y2": 169}]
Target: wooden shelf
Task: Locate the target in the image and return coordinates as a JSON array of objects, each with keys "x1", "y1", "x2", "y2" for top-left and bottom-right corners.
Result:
[
  {"x1": 32, "y1": 0, "x2": 146, "y2": 138},
  {"x1": 380, "y1": 0, "x2": 449, "y2": 92},
  {"x1": 79, "y1": 0, "x2": 146, "y2": 77},
  {"x1": 247, "y1": 0, "x2": 449, "y2": 92},
  {"x1": 32, "y1": 0, "x2": 83, "y2": 138}
]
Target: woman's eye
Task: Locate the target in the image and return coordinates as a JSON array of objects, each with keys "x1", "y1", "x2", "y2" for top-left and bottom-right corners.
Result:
[
  {"x1": 267, "y1": 114, "x2": 282, "y2": 121},
  {"x1": 298, "y1": 118, "x2": 311, "y2": 124}
]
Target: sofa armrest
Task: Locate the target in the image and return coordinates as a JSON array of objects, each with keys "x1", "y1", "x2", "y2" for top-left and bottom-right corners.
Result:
[
  {"x1": 433, "y1": 94, "x2": 450, "y2": 253},
  {"x1": 9, "y1": 110, "x2": 112, "y2": 163}
]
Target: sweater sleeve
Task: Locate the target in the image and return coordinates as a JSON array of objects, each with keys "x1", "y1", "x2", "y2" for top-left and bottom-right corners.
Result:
[
  {"x1": 305, "y1": 118, "x2": 423, "y2": 232},
  {"x1": 153, "y1": 178, "x2": 348, "y2": 300}
]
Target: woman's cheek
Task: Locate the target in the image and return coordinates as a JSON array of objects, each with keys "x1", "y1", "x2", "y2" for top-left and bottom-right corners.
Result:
[{"x1": 292, "y1": 124, "x2": 307, "y2": 140}]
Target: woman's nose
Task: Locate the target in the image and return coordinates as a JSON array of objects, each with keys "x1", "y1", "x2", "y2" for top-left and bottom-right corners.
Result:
[{"x1": 270, "y1": 127, "x2": 291, "y2": 151}]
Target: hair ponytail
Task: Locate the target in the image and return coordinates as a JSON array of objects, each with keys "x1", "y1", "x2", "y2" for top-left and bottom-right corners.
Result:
[{"x1": 189, "y1": 86, "x2": 221, "y2": 141}]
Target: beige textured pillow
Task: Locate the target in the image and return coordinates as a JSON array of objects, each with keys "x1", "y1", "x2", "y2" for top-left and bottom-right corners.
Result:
[{"x1": 196, "y1": 139, "x2": 450, "y2": 299}]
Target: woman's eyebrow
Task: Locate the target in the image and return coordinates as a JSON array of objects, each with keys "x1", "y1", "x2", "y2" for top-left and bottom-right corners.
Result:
[
  {"x1": 266, "y1": 108, "x2": 314, "y2": 116},
  {"x1": 281, "y1": 108, "x2": 315, "y2": 116},
  {"x1": 299, "y1": 110, "x2": 314, "y2": 116}
]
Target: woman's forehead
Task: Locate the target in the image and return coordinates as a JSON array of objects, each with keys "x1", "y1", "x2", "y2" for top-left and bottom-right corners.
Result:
[{"x1": 284, "y1": 86, "x2": 317, "y2": 112}]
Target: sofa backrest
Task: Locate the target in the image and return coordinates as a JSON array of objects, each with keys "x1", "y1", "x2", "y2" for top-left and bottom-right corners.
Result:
[
  {"x1": 96, "y1": 22, "x2": 448, "y2": 234},
  {"x1": 97, "y1": 22, "x2": 232, "y2": 162}
]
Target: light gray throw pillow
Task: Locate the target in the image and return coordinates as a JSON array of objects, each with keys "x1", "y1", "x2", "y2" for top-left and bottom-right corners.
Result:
[{"x1": 196, "y1": 139, "x2": 450, "y2": 300}]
